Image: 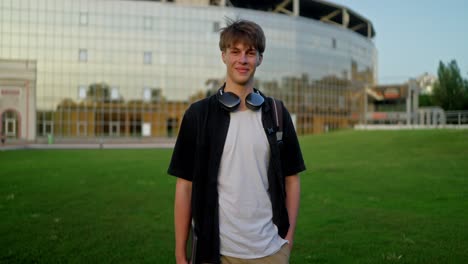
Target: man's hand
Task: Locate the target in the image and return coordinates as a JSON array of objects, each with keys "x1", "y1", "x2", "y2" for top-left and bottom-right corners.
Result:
[
  {"x1": 285, "y1": 174, "x2": 300, "y2": 252},
  {"x1": 285, "y1": 232, "x2": 294, "y2": 250},
  {"x1": 176, "y1": 256, "x2": 189, "y2": 264},
  {"x1": 174, "y1": 178, "x2": 192, "y2": 264}
]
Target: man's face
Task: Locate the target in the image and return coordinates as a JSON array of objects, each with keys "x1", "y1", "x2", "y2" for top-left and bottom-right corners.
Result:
[{"x1": 222, "y1": 42, "x2": 263, "y2": 86}]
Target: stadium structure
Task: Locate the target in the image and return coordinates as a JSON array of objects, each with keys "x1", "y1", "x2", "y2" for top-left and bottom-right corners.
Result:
[{"x1": 1, "y1": 0, "x2": 381, "y2": 142}]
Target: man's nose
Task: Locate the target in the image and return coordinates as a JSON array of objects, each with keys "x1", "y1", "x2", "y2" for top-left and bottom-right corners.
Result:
[{"x1": 239, "y1": 53, "x2": 248, "y2": 63}]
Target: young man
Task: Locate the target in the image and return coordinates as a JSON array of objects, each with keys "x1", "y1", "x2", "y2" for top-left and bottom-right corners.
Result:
[{"x1": 168, "y1": 19, "x2": 305, "y2": 264}]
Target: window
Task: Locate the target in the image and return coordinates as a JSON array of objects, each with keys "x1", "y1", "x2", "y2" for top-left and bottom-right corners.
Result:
[
  {"x1": 37, "y1": 111, "x2": 53, "y2": 136},
  {"x1": 142, "y1": 123, "x2": 151, "y2": 137},
  {"x1": 78, "y1": 85, "x2": 87, "y2": 99},
  {"x1": 338, "y1": 96, "x2": 345, "y2": 109},
  {"x1": 143, "y1": 87, "x2": 151, "y2": 102},
  {"x1": 213, "y1": 21, "x2": 220, "y2": 32},
  {"x1": 151, "y1": 88, "x2": 162, "y2": 103},
  {"x1": 144, "y1": 51, "x2": 152, "y2": 64},
  {"x1": 79, "y1": 12, "x2": 88, "y2": 25},
  {"x1": 43, "y1": 121, "x2": 53, "y2": 135},
  {"x1": 144, "y1": 17, "x2": 152, "y2": 30},
  {"x1": 111, "y1": 86, "x2": 119, "y2": 100},
  {"x1": 143, "y1": 87, "x2": 162, "y2": 102},
  {"x1": 2, "y1": 110, "x2": 18, "y2": 138},
  {"x1": 109, "y1": 121, "x2": 120, "y2": 136},
  {"x1": 79, "y1": 49, "x2": 88, "y2": 62},
  {"x1": 77, "y1": 121, "x2": 87, "y2": 136}
]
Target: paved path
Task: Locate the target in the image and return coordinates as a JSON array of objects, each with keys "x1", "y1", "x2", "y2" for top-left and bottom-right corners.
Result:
[{"x1": 0, "y1": 141, "x2": 176, "y2": 151}]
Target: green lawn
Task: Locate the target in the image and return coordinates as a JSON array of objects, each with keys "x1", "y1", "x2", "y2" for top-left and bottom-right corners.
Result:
[{"x1": 0, "y1": 130, "x2": 467, "y2": 263}]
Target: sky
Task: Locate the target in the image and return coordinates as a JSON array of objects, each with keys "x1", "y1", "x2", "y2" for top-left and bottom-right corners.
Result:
[{"x1": 333, "y1": 0, "x2": 468, "y2": 84}]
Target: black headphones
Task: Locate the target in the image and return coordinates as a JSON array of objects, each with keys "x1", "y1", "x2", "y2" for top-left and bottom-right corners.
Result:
[{"x1": 217, "y1": 85, "x2": 265, "y2": 112}]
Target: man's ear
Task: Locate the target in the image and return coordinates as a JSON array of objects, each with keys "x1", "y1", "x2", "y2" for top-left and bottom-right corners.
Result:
[
  {"x1": 221, "y1": 51, "x2": 226, "y2": 64},
  {"x1": 257, "y1": 54, "x2": 263, "y2": 67}
]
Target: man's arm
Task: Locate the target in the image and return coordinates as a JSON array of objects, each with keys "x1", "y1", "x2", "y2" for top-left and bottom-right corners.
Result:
[
  {"x1": 174, "y1": 178, "x2": 192, "y2": 264},
  {"x1": 284, "y1": 174, "x2": 300, "y2": 250}
]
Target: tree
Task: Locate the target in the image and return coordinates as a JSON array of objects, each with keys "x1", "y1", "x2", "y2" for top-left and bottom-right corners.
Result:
[
  {"x1": 87, "y1": 82, "x2": 110, "y2": 102},
  {"x1": 432, "y1": 60, "x2": 468, "y2": 110},
  {"x1": 418, "y1": 94, "x2": 434, "y2": 107}
]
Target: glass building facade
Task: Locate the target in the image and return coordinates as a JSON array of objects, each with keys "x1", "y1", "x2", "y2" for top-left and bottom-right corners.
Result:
[{"x1": 0, "y1": 0, "x2": 377, "y2": 140}]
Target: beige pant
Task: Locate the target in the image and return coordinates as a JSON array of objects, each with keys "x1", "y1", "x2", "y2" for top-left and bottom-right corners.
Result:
[{"x1": 220, "y1": 244, "x2": 291, "y2": 264}]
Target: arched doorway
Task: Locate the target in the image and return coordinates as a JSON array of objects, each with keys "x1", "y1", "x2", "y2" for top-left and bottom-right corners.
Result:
[{"x1": 1, "y1": 110, "x2": 20, "y2": 139}]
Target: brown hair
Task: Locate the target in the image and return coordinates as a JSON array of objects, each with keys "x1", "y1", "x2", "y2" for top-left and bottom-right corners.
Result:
[{"x1": 219, "y1": 19, "x2": 265, "y2": 55}]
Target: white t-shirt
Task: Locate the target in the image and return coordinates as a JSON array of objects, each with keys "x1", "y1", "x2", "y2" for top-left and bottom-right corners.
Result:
[{"x1": 218, "y1": 109, "x2": 287, "y2": 259}]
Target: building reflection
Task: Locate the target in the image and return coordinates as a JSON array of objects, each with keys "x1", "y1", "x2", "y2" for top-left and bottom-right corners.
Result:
[
  {"x1": 49, "y1": 59, "x2": 373, "y2": 138},
  {"x1": 49, "y1": 83, "x2": 187, "y2": 138},
  {"x1": 0, "y1": 0, "x2": 377, "y2": 140}
]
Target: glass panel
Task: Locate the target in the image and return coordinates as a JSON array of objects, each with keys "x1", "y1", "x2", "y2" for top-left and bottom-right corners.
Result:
[
  {"x1": 110, "y1": 87, "x2": 119, "y2": 100},
  {"x1": 144, "y1": 17, "x2": 152, "y2": 29},
  {"x1": 79, "y1": 49, "x2": 87, "y2": 62},
  {"x1": 78, "y1": 85, "x2": 87, "y2": 99},
  {"x1": 143, "y1": 51, "x2": 152, "y2": 64},
  {"x1": 79, "y1": 12, "x2": 88, "y2": 25},
  {"x1": 1, "y1": 0, "x2": 376, "y2": 138}
]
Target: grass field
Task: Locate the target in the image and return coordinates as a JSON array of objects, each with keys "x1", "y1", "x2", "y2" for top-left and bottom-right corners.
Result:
[{"x1": 0, "y1": 130, "x2": 467, "y2": 263}]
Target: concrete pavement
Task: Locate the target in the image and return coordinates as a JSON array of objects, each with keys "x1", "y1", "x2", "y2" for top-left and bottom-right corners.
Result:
[{"x1": 0, "y1": 139, "x2": 176, "y2": 151}]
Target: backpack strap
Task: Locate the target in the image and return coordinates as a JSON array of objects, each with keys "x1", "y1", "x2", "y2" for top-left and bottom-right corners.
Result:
[{"x1": 271, "y1": 97, "x2": 283, "y2": 143}]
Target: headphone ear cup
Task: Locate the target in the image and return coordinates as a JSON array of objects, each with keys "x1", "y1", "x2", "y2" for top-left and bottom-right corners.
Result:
[
  {"x1": 219, "y1": 92, "x2": 241, "y2": 112},
  {"x1": 245, "y1": 93, "x2": 264, "y2": 111}
]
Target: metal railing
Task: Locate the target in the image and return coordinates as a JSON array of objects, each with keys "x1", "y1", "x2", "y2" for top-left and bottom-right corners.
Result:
[{"x1": 445, "y1": 111, "x2": 468, "y2": 125}]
